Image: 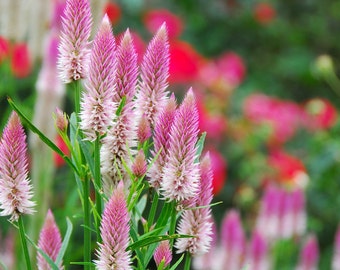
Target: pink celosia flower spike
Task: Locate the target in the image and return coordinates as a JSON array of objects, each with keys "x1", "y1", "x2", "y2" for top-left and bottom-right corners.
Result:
[
  {"x1": 0, "y1": 112, "x2": 35, "y2": 221},
  {"x1": 95, "y1": 182, "x2": 131, "y2": 269},
  {"x1": 80, "y1": 14, "x2": 117, "y2": 141},
  {"x1": 175, "y1": 153, "x2": 213, "y2": 255},
  {"x1": 154, "y1": 240, "x2": 172, "y2": 268},
  {"x1": 58, "y1": 0, "x2": 92, "y2": 83},
  {"x1": 37, "y1": 209, "x2": 63, "y2": 270},
  {"x1": 296, "y1": 235, "x2": 319, "y2": 270},
  {"x1": 332, "y1": 225, "x2": 340, "y2": 270},
  {"x1": 161, "y1": 88, "x2": 200, "y2": 202},
  {"x1": 132, "y1": 150, "x2": 147, "y2": 178},
  {"x1": 100, "y1": 30, "x2": 139, "y2": 194},
  {"x1": 135, "y1": 23, "x2": 170, "y2": 127},
  {"x1": 148, "y1": 93, "x2": 177, "y2": 189}
]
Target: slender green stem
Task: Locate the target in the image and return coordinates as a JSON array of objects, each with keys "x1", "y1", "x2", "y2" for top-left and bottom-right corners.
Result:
[
  {"x1": 83, "y1": 177, "x2": 91, "y2": 269},
  {"x1": 73, "y1": 80, "x2": 81, "y2": 117},
  {"x1": 169, "y1": 202, "x2": 177, "y2": 248},
  {"x1": 184, "y1": 252, "x2": 191, "y2": 270},
  {"x1": 18, "y1": 216, "x2": 32, "y2": 270},
  {"x1": 94, "y1": 135, "x2": 102, "y2": 241},
  {"x1": 147, "y1": 190, "x2": 159, "y2": 228}
]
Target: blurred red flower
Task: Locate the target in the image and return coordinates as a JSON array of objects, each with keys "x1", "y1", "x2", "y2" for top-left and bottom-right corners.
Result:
[
  {"x1": 244, "y1": 94, "x2": 302, "y2": 145},
  {"x1": 254, "y1": 2, "x2": 276, "y2": 25},
  {"x1": 11, "y1": 43, "x2": 32, "y2": 78},
  {"x1": 103, "y1": 2, "x2": 121, "y2": 25},
  {"x1": 54, "y1": 135, "x2": 70, "y2": 168},
  {"x1": 268, "y1": 149, "x2": 308, "y2": 187},
  {"x1": 0, "y1": 36, "x2": 10, "y2": 63},
  {"x1": 207, "y1": 148, "x2": 227, "y2": 195},
  {"x1": 143, "y1": 9, "x2": 183, "y2": 39},
  {"x1": 169, "y1": 40, "x2": 202, "y2": 84},
  {"x1": 302, "y1": 98, "x2": 337, "y2": 130}
]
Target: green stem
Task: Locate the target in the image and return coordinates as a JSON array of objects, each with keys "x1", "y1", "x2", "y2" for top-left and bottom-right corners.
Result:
[
  {"x1": 94, "y1": 135, "x2": 102, "y2": 242},
  {"x1": 147, "y1": 190, "x2": 159, "y2": 229},
  {"x1": 184, "y1": 252, "x2": 191, "y2": 270},
  {"x1": 83, "y1": 177, "x2": 91, "y2": 269},
  {"x1": 73, "y1": 80, "x2": 81, "y2": 117},
  {"x1": 18, "y1": 216, "x2": 32, "y2": 270},
  {"x1": 169, "y1": 202, "x2": 177, "y2": 248}
]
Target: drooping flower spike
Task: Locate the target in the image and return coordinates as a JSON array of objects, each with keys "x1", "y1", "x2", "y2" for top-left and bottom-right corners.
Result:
[
  {"x1": 175, "y1": 153, "x2": 213, "y2": 255},
  {"x1": 0, "y1": 112, "x2": 35, "y2": 221},
  {"x1": 37, "y1": 209, "x2": 63, "y2": 269},
  {"x1": 58, "y1": 0, "x2": 92, "y2": 83},
  {"x1": 161, "y1": 88, "x2": 200, "y2": 202},
  {"x1": 80, "y1": 14, "x2": 117, "y2": 141},
  {"x1": 95, "y1": 182, "x2": 131, "y2": 269},
  {"x1": 135, "y1": 23, "x2": 170, "y2": 127}
]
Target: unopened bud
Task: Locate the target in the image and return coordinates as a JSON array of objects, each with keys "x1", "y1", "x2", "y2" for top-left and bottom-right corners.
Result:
[{"x1": 54, "y1": 107, "x2": 68, "y2": 132}]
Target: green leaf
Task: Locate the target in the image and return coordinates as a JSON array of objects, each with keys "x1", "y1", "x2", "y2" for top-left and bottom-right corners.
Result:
[
  {"x1": 7, "y1": 97, "x2": 80, "y2": 176},
  {"x1": 169, "y1": 254, "x2": 185, "y2": 270},
  {"x1": 195, "y1": 132, "x2": 206, "y2": 162},
  {"x1": 128, "y1": 234, "x2": 193, "y2": 250},
  {"x1": 116, "y1": 96, "x2": 126, "y2": 116},
  {"x1": 56, "y1": 217, "x2": 73, "y2": 265}
]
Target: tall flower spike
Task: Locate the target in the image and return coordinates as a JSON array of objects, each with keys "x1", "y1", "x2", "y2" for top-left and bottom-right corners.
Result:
[
  {"x1": 37, "y1": 209, "x2": 63, "y2": 270},
  {"x1": 100, "y1": 30, "x2": 139, "y2": 194},
  {"x1": 80, "y1": 14, "x2": 117, "y2": 140},
  {"x1": 154, "y1": 240, "x2": 172, "y2": 268},
  {"x1": 95, "y1": 182, "x2": 131, "y2": 269},
  {"x1": 58, "y1": 0, "x2": 92, "y2": 83},
  {"x1": 148, "y1": 93, "x2": 177, "y2": 189},
  {"x1": 175, "y1": 153, "x2": 213, "y2": 255},
  {"x1": 296, "y1": 235, "x2": 319, "y2": 270},
  {"x1": 161, "y1": 88, "x2": 200, "y2": 202},
  {"x1": 135, "y1": 23, "x2": 170, "y2": 127},
  {"x1": 0, "y1": 112, "x2": 35, "y2": 221}
]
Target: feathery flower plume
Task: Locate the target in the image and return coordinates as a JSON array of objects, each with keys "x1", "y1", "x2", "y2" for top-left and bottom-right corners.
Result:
[
  {"x1": 148, "y1": 93, "x2": 177, "y2": 189},
  {"x1": 175, "y1": 153, "x2": 213, "y2": 255},
  {"x1": 243, "y1": 230, "x2": 270, "y2": 270},
  {"x1": 161, "y1": 88, "x2": 200, "y2": 202},
  {"x1": 80, "y1": 14, "x2": 117, "y2": 140},
  {"x1": 132, "y1": 150, "x2": 147, "y2": 178},
  {"x1": 95, "y1": 182, "x2": 131, "y2": 269},
  {"x1": 296, "y1": 235, "x2": 319, "y2": 270},
  {"x1": 37, "y1": 209, "x2": 63, "y2": 270},
  {"x1": 220, "y1": 210, "x2": 245, "y2": 270},
  {"x1": 135, "y1": 23, "x2": 170, "y2": 127},
  {"x1": 100, "y1": 30, "x2": 138, "y2": 194},
  {"x1": 0, "y1": 112, "x2": 35, "y2": 221},
  {"x1": 332, "y1": 225, "x2": 340, "y2": 270},
  {"x1": 154, "y1": 240, "x2": 172, "y2": 268},
  {"x1": 58, "y1": 0, "x2": 92, "y2": 83}
]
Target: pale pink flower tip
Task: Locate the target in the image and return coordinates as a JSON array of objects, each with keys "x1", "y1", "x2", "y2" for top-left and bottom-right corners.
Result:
[
  {"x1": 37, "y1": 209, "x2": 63, "y2": 270},
  {"x1": 136, "y1": 23, "x2": 170, "y2": 127},
  {"x1": 95, "y1": 182, "x2": 132, "y2": 269},
  {"x1": 154, "y1": 240, "x2": 172, "y2": 267},
  {"x1": 80, "y1": 14, "x2": 117, "y2": 140},
  {"x1": 132, "y1": 150, "x2": 147, "y2": 177},
  {"x1": 137, "y1": 115, "x2": 152, "y2": 143},
  {"x1": 161, "y1": 88, "x2": 200, "y2": 202},
  {"x1": 297, "y1": 235, "x2": 319, "y2": 270},
  {"x1": 58, "y1": 0, "x2": 92, "y2": 83},
  {"x1": 0, "y1": 112, "x2": 35, "y2": 221}
]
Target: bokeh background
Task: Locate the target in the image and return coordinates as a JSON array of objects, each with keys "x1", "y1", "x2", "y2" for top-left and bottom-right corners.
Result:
[{"x1": 1, "y1": 0, "x2": 340, "y2": 269}]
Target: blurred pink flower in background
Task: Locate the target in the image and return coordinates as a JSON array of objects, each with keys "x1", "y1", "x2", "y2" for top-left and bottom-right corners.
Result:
[
  {"x1": 254, "y1": 2, "x2": 276, "y2": 25},
  {"x1": 0, "y1": 36, "x2": 10, "y2": 63},
  {"x1": 205, "y1": 148, "x2": 227, "y2": 195},
  {"x1": 332, "y1": 226, "x2": 340, "y2": 270},
  {"x1": 53, "y1": 134, "x2": 70, "y2": 168},
  {"x1": 244, "y1": 230, "x2": 270, "y2": 270},
  {"x1": 11, "y1": 43, "x2": 32, "y2": 78},
  {"x1": 103, "y1": 2, "x2": 121, "y2": 25},
  {"x1": 296, "y1": 235, "x2": 319, "y2": 270},
  {"x1": 143, "y1": 9, "x2": 183, "y2": 39}
]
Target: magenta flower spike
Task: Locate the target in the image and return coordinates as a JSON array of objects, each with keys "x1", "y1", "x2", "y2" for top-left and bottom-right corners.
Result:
[
  {"x1": 220, "y1": 209, "x2": 245, "y2": 270},
  {"x1": 161, "y1": 88, "x2": 200, "y2": 202},
  {"x1": 154, "y1": 240, "x2": 172, "y2": 268},
  {"x1": 0, "y1": 112, "x2": 35, "y2": 222},
  {"x1": 296, "y1": 235, "x2": 319, "y2": 270},
  {"x1": 80, "y1": 14, "x2": 117, "y2": 140},
  {"x1": 292, "y1": 188, "x2": 307, "y2": 237},
  {"x1": 332, "y1": 226, "x2": 340, "y2": 270},
  {"x1": 95, "y1": 182, "x2": 131, "y2": 269},
  {"x1": 175, "y1": 153, "x2": 213, "y2": 255},
  {"x1": 244, "y1": 230, "x2": 270, "y2": 270},
  {"x1": 100, "y1": 30, "x2": 139, "y2": 194},
  {"x1": 58, "y1": 0, "x2": 92, "y2": 83},
  {"x1": 135, "y1": 23, "x2": 170, "y2": 127},
  {"x1": 148, "y1": 93, "x2": 177, "y2": 189},
  {"x1": 37, "y1": 209, "x2": 63, "y2": 269}
]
